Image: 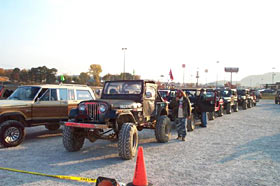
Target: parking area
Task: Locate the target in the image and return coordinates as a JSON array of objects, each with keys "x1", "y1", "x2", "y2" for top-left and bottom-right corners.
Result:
[{"x1": 1, "y1": 100, "x2": 280, "y2": 186}]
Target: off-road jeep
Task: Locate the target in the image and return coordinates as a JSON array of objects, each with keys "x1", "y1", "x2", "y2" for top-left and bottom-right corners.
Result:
[
  {"x1": 237, "y1": 89, "x2": 253, "y2": 110},
  {"x1": 220, "y1": 88, "x2": 238, "y2": 114},
  {"x1": 62, "y1": 80, "x2": 171, "y2": 160},
  {"x1": 0, "y1": 84, "x2": 95, "y2": 147},
  {"x1": 249, "y1": 90, "x2": 257, "y2": 106},
  {"x1": 206, "y1": 89, "x2": 224, "y2": 120},
  {"x1": 275, "y1": 90, "x2": 280, "y2": 104}
]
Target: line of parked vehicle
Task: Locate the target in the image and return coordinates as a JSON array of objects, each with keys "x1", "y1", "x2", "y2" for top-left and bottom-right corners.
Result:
[
  {"x1": 159, "y1": 88, "x2": 259, "y2": 131},
  {"x1": 0, "y1": 80, "x2": 260, "y2": 161}
]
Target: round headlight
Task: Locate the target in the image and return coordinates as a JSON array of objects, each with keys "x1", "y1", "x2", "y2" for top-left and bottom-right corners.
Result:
[
  {"x1": 79, "y1": 103, "x2": 86, "y2": 111},
  {"x1": 99, "y1": 104, "x2": 107, "y2": 113}
]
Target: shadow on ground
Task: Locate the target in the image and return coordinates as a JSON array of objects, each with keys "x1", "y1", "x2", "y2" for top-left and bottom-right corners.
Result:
[{"x1": 220, "y1": 133, "x2": 280, "y2": 163}]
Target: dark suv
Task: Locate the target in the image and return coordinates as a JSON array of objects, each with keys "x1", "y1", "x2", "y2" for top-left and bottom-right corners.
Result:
[
  {"x1": 62, "y1": 80, "x2": 171, "y2": 160},
  {"x1": 275, "y1": 90, "x2": 280, "y2": 104},
  {"x1": 220, "y1": 88, "x2": 238, "y2": 114}
]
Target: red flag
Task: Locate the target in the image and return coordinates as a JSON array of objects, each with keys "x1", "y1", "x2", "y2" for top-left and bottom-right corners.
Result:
[
  {"x1": 182, "y1": 64, "x2": 186, "y2": 68},
  {"x1": 169, "y1": 69, "x2": 174, "y2": 81}
]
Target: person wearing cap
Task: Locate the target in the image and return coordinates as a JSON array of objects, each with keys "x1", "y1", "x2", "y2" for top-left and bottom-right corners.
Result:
[
  {"x1": 198, "y1": 88, "x2": 208, "y2": 127},
  {"x1": 170, "y1": 90, "x2": 192, "y2": 141}
]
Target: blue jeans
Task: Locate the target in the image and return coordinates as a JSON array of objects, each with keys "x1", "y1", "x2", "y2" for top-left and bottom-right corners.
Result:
[
  {"x1": 201, "y1": 112, "x2": 207, "y2": 126},
  {"x1": 176, "y1": 118, "x2": 187, "y2": 138}
]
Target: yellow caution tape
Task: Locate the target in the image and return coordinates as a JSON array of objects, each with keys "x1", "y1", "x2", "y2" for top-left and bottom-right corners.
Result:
[{"x1": 0, "y1": 167, "x2": 97, "y2": 183}]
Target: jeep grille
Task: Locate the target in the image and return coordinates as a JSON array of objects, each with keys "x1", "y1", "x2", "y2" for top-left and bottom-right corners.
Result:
[{"x1": 87, "y1": 103, "x2": 100, "y2": 121}]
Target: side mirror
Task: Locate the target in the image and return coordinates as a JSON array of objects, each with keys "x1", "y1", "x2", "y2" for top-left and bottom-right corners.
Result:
[{"x1": 34, "y1": 97, "x2": 40, "y2": 102}]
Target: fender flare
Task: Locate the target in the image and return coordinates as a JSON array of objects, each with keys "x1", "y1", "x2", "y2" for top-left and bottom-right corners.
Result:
[
  {"x1": 0, "y1": 112, "x2": 27, "y2": 126},
  {"x1": 115, "y1": 112, "x2": 136, "y2": 132}
]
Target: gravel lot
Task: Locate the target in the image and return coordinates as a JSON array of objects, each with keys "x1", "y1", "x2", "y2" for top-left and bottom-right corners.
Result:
[{"x1": 1, "y1": 100, "x2": 280, "y2": 186}]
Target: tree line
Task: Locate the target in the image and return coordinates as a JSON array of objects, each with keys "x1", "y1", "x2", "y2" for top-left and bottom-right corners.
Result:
[{"x1": 0, "y1": 64, "x2": 140, "y2": 86}]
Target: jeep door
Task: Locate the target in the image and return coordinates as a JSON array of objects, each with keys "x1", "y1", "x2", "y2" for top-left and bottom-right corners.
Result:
[
  {"x1": 32, "y1": 88, "x2": 66, "y2": 121},
  {"x1": 143, "y1": 83, "x2": 156, "y2": 117}
]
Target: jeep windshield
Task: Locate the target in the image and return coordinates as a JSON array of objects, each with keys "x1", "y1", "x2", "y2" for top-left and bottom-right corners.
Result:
[
  {"x1": 221, "y1": 90, "x2": 231, "y2": 97},
  {"x1": 103, "y1": 81, "x2": 142, "y2": 95},
  {"x1": 237, "y1": 90, "x2": 246, "y2": 96},
  {"x1": 8, "y1": 86, "x2": 40, "y2": 100}
]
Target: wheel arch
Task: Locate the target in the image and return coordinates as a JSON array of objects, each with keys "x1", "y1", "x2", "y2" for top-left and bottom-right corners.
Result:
[
  {"x1": 116, "y1": 113, "x2": 136, "y2": 132},
  {"x1": 0, "y1": 113, "x2": 27, "y2": 127}
]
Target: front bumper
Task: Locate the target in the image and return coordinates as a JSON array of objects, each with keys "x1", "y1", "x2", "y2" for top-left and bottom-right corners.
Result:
[{"x1": 64, "y1": 122, "x2": 109, "y2": 129}]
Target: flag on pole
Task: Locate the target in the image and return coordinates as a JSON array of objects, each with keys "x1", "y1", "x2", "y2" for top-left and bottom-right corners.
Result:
[
  {"x1": 60, "y1": 75, "x2": 65, "y2": 82},
  {"x1": 169, "y1": 69, "x2": 174, "y2": 81}
]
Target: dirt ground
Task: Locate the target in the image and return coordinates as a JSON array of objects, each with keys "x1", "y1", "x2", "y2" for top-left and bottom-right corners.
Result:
[{"x1": 1, "y1": 100, "x2": 280, "y2": 186}]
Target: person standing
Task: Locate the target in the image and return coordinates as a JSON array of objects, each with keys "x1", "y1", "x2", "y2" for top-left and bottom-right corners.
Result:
[
  {"x1": 170, "y1": 90, "x2": 192, "y2": 141},
  {"x1": 198, "y1": 88, "x2": 208, "y2": 127}
]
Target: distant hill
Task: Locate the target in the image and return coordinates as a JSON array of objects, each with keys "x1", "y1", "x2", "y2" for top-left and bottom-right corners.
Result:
[
  {"x1": 205, "y1": 72, "x2": 280, "y2": 88},
  {"x1": 240, "y1": 72, "x2": 280, "y2": 87}
]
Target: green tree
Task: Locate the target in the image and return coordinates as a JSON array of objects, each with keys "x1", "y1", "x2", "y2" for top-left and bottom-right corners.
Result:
[
  {"x1": 89, "y1": 64, "x2": 102, "y2": 86},
  {"x1": 79, "y1": 72, "x2": 90, "y2": 84},
  {"x1": 11, "y1": 68, "x2": 20, "y2": 82},
  {"x1": 46, "y1": 68, "x2": 57, "y2": 83},
  {"x1": 19, "y1": 69, "x2": 29, "y2": 83}
]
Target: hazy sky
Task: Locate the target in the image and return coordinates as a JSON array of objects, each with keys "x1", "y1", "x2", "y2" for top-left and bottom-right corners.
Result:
[{"x1": 1, "y1": 0, "x2": 280, "y2": 83}]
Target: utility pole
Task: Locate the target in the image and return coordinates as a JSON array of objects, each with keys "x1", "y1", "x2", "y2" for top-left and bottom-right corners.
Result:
[
  {"x1": 182, "y1": 64, "x2": 186, "y2": 87},
  {"x1": 122, "y1": 48, "x2": 127, "y2": 80},
  {"x1": 196, "y1": 69, "x2": 199, "y2": 87},
  {"x1": 272, "y1": 67, "x2": 276, "y2": 84},
  {"x1": 216, "y1": 61, "x2": 219, "y2": 88}
]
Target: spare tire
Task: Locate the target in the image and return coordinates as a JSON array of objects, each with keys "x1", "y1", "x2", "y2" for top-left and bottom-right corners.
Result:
[
  {"x1": 155, "y1": 115, "x2": 171, "y2": 143},
  {"x1": 118, "y1": 123, "x2": 138, "y2": 160}
]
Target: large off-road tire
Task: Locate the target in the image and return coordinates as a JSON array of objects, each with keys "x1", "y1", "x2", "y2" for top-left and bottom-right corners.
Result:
[
  {"x1": 187, "y1": 115, "x2": 195, "y2": 132},
  {"x1": 45, "y1": 124, "x2": 60, "y2": 131},
  {"x1": 242, "y1": 101, "x2": 247, "y2": 110},
  {"x1": 118, "y1": 123, "x2": 138, "y2": 160},
  {"x1": 0, "y1": 120, "x2": 25, "y2": 147},
  {"x1": 226, "y1": 104, "x2": 232, "y2": 114},
  {"x1": 233, "y1": 102, "x2": 239, "y2": 112},
  {"x1": 155, "y1": 115, "x2": 171, "y2": 143},
  {"x1": 248, "y1": 100, "x2": 252, "y2": 108},
  {"x1": 63, "y1": 126, "x2": 85, "y2": 152},
  {"x1": 218, "y1": 106, "x2": 223, "y2": 117},
  {"x1": 208, "y1": 111, "x2": 215, "y2": 120}
]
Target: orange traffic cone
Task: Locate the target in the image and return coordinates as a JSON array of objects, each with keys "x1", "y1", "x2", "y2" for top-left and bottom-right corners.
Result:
[{"x1": 127, "y1": 146, "x2": 152, "y2": 186}]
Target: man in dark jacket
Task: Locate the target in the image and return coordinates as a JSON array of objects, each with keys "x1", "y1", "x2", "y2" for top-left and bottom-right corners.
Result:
[
  {"x1": 170, "y1": 90, "x2": 192, "y2": 141},
  {"x1": 197, "y1": 88, "x2": 208, "y2": 127}
]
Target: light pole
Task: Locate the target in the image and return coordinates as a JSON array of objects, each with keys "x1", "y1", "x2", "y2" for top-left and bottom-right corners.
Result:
[
  {"x1": 182, "y1": 64, "x2": 186, "y2": 87},
  {"x1": 272, "y1": 67, "x2": 276, "y2": 84},
  {"x1": 216, "y1": 61, "x2": 219, "y2": 88},
  {"x1": 196, "y1": 68, "x2": 199, "y2": 87},
  {"x1": 205, "y1": 69, "x2": 208, "y2": 87},
  {"x1": 122, "y1": 48, "x2": 127, "y2": 80}
]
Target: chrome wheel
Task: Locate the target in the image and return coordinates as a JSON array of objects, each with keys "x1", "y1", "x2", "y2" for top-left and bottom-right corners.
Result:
[{"x1": 4, "y1": 127, "x2": 20, "y2": 143}]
